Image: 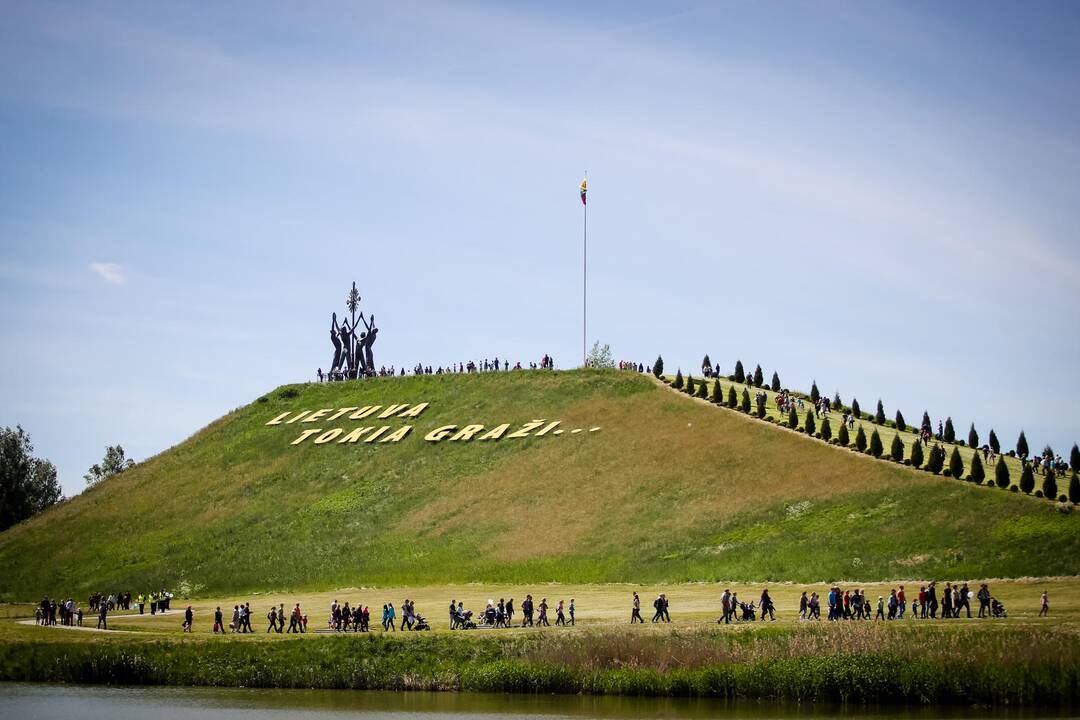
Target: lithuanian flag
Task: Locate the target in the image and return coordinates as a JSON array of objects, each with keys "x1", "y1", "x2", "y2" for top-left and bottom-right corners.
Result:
[{"x1": 579, "y1": 176, "x2": 587, "y2": 205}]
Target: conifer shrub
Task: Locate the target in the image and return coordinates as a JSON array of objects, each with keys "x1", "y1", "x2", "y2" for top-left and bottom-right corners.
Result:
[
  {"x1": 673, "y1": 370, "x2": 683, "y2": 390},
  {"x1": 944, "y1": 417, "x2": 956, "y2": 443},
  {"x1": 1069, "y1": 472, "x2": 1080, "y2": 505},
  {"x1": 740, "y1": 388, "x2": 751, "y2": 413},
  {"x1": 995, "y1": 456, "x2": 1010, "y2": 490},
  {"x1": 948, "y1": 447, "x2": 964, "y2": 479},
  {"x1": 727, "y1": 386, "x2": 737, "y2": 407},
  {"x1": 890, "y1": 434, "x2": 904, "y2": 462},
  {"x1": 1072, "y1": 444, "x2": 1080, "y2": 472},
  {"x1": 851, "y1": 398, "x2": 861, "y2": 419},
  {"x1": 895, "y1": 410, "x2": 906, "y2": 432},
  {"x1": 833, "y1": 392, "x2": 843, "y2": 411},
  {"x1": 1043, "y1": 470, "x2": 1057, "y2": 501},
  {"x1": 875, "y1": 399, "x2": 885, "y2": 425},
  {"x1": 969, "y1": 451, "x2": 984, "y2": 484},
  {"x1": 685, "y1": 375, "x2": 695, "y2": 395},
  {"x1": 925, "y1": 445, "x2": 945, "y2": 475},
  {"x1": 968, "y1": 423, "x2": 979, "y2": 449},
  {"x1": 712, "y1": 379, "x2": 722, "y2": 403},
  {"x1": 910, "y1": 440, "x2": 924, "y2": 469},
  {"x1": 804, "y1": 411, "x2": 816, "y2": 436},
  {"x1": 989, "y1": 429, "x2": 1000, "y2": 454},
  {"x1": 838, "y1": 422, "x2": 849, "y2": 447},
  {"x1": 1017, "y1": 430, "x2": 1029, "y2": 458},
  {"x1": 653, "y1": 355, "x2": 664, "y2": 378},
  {"x1": 788, "y1": 407, "x2": 799, "y2": 430},
  {"x1": 869, "y1": 429, "x2": 883, "y2": 457},
  {"x1": 734, "y1": 360, "x2": 745, "y2": 384},
  {"x1": 771, "y1": 371, "x2": 781, "y2": 392},
  {"x1": 1020, "y1": 463, "x2": 1035, "y2": 494},
  {"x1": 855, "y1": 426, "x2": 867, "y2": 452},
  {"x1": 696, "y1": 380, "x2": 708, "y2": 399},
  {"x1": 810, "y1": 382, "x2": 820, "y2": 404},
  {"x1": 820, "y1": 417, "x2": 832, "y2": 441},
  {"x1": 756, "y1": 393, "x2": 767, "y2": 417},
  {"x1": 753, "y1": 365, "x2": 764, "y2": 387}
]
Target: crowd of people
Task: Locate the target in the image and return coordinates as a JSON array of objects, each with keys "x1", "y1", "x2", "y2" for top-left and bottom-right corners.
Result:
[
  {"x1": 32, "y1": 582, "x2": 1054, "y2": 634},
  {"x1": 36, "y1": 589, "x2": 174, "y2": 630},
  {"x1": 318, "y1": 355, "x2": 561, "y2": 382}
]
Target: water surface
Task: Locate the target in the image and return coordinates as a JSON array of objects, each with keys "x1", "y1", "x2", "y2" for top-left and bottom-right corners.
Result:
[{"x1": 0, "y1": 683, "x2": 1074, "y2": 719}]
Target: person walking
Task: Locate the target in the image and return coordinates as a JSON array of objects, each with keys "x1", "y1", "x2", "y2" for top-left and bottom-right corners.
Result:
[
  {"x1": 449, "y1": 599, "x2": 457, "y2": 630},
  {"x1": 759, "y1": 588, "x2": 775, "y2": 621},
  {"x1": 555, "y1": 600, "x2": 566, "y2": 626},
  {"x1": 568, "y1": 598, "x2": 575, "y2": 626},
  {"x1": 506, "y1": 598, "x2": 514, "y2": 625},
  {"x1": 267, "y1": 606, "x2": 277, "y2": 633},
  {"x1": 213, "y1": 606, "x2": 224, "y2": 634},
  {"x1": 183, "y1": 605, "x2": 194, "y2": 633},
  {"x1": 96, "y1": 601, "x2": 107, "y2": 630},
  {"x1": 875, "y1": 596, "x2": 886, "y2": 620},
  {"x1": 977, "y1": 584, "x2": 991, "y2": 618},
  {"x1": 537, "y1": 598, "x2": 549, "y2": 626},
  {"x1": 288, "y1": 604, "x2": 302, "y2": 633},
  {"x1": 1039, "y1": 590, "x2": 1049, "y2": 617},
  {"x1": 631, "y1": 592, "x2": 643, "y2": 624}
]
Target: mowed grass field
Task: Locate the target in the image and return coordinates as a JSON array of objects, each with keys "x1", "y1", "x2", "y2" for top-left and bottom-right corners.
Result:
[{"x1": 0, "y1": 370, "x2": 1077, "y2": 600}]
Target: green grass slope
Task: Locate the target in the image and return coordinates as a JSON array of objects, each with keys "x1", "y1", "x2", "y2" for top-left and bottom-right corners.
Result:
[{"x1": 0, "y1": 370, "x2": 1077, "y2": 600}]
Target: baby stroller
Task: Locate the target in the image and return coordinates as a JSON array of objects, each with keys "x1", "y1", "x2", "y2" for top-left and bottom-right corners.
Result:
[
  {"x1": 412, "y1": 614, "x2": 431, "y2": 631},
  {"x1": 739, "y1": 601, "x2": 757, "y2": 621},
  {"x1": 455, "y1": 609, "x2": 477, "y2": 630},
  {"x1": 990, "y1": 598, "x2": 1007, "y2": 618}
]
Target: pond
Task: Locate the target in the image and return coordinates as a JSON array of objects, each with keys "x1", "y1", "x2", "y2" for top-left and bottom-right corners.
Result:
[{"x1": 0, "y1": 683, "x2": 1074, "y2": 719}]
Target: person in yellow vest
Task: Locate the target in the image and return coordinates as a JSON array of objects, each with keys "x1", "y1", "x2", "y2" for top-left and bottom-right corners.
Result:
[
  {"x1": 150, "y1": 592, "x2": 158, "y2": 615},
  {"x1": 138, "y1": 594, "x2": 145, "y2": 614}
]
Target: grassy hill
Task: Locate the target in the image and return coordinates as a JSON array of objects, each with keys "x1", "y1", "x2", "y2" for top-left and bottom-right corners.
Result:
[{"x1": 1, "y1": 369, "x2": 1077, "y2": 600}]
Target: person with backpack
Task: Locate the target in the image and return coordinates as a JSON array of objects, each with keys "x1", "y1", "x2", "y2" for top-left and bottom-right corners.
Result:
[{"x1": 267, "y1": 606, "x2": 277, "y2": 633}]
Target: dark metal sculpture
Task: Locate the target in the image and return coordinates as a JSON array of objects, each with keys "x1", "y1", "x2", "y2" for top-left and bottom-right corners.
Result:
[{"x1": 328, "y1": 282, "x2": 378, "y2": 379}]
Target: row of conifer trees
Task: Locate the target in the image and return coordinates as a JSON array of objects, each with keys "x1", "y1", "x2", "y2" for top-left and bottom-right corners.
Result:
[{"x1": 655, "y1": 355, "x2": 1080, "y2": 506}]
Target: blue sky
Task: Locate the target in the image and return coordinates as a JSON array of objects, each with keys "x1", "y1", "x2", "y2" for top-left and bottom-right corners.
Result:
[{"x1": 2, "y1": 0, "x2": 1078, "y2": 496}]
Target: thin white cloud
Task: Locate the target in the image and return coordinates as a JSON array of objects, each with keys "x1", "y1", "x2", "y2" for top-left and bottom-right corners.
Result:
[{"x1": 89, "y1": 262, "x2": 125, "y2": 284}]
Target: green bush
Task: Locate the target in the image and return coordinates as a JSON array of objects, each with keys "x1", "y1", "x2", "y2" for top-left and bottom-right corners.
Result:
[
  {"x1": 994, "y1": 456, "x2": 1010, "y2": 489},
  {"x1": 944, "y1": 417, "x2": 955, "y2": 443},
  {"x1": 989, "y1": 429, "x2": 1000, "y2": 454},
  {"x1": 740, "y1": 389, "x2": 751, "y2": 414},
  {"x1": 734, "y1": 360, "x2": 745, "y2": 384},
  {"x1": 943, "y1": 468, "x2": 952, "y2": 478},
  {"x1": 875, "y1": 399, "x2": 885, "y2": 425},
  {"x1": 712, "y1": 379, "x2": 722, "y2": 403},
  {"x1": 810, "y1": 382, "x2": 820, "y2": 404},
  {"x1": 788, "y1": 407, "x2": 798, "y2": 430},
  {"x1": 894, "y1": 410, "x2": 906, "y2": 432},
  {"x1": 948, "y1": 447, "x2": 964, "y2": 479},
  {"x1": 771, "y1": 372, "x2": 781, "y2": 392},
  {"x1": 910, "y1": 440, "x2": 924, "y2": 469},
  {"x1": 1043, "y1": 470, "x2": 1058, "y2": 501},
  {"x1": 837, "y1": 422, "x2": 849, "y2": 447},
  {"x1": 869, "y1": 429, "x2": 883, "y2": 458},
  {"x1": 851, "y1": 398, "x2": 861, "y2": 419},
  {"x1": 696, "y1": 380, "x2": 708, "y2": 400},
  {"x1": 1020, "y1": 463, "x2": 1035, "y2": 494},
  {"x1": 969, "y1": 451, "x2": 984, "y2": 484},
  {"x1": 279, "y1": 388, "x2": 299, "y2": 399},
  {"x1": 1070, "y1": 472, "x2": 1080, "y2": 505},
  {"x1": 890, "y1": 434, "x2": 904, "y2": 462},
  {"x1": 820, "y1": 417, "x2": 832, "y2": 442},
  {"x1": 653, "y1": 355, "x2": 664, "y2": 378},
  {"x1": 673, "y1": 370, "x2": 684, "y2": 390},
  {"x1": 727, "y1": 386, "x2": 737, "y2": 408},
  {"x1": 685, "y1": 375, "x2": 696, "y2": 395},
  {"x1": 753, "y1": 365, "x2": 764, "y2": 387},
  {"x1": 968, "y1": 423, "x2": 979, "y2": 449},
  {"x1": 855, "y1": 426, "x2": 867, "y2": 452},
  {"x1": 804, "y1": 411, "x2": 816, "y2": 436},
  {"x1": 1017, "y1": 430, "x2": 1029, "y2": 458},
  {"x1": 925, "y1": 444, "x2": 945, "y2": 475}
]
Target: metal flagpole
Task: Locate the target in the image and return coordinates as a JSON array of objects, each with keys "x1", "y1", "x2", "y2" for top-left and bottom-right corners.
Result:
[{"x1": 583, "y1": 174, "x2": 587, "y2": 367}]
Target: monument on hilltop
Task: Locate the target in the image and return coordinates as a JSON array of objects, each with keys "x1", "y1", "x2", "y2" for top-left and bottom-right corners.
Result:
[{"x1": 328, "y1": 281, "x2": 379, "y2": 380}]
